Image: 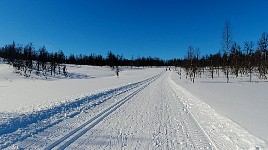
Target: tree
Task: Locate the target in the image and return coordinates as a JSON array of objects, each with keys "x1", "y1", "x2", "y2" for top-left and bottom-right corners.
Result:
[
  {"x1": 57, "y1": 50, "x2": 65, "y2": 64},
  {"x1": 186, "y1": 46, "x2": 196, "y2": 83},
  {"x1": 244, "y1": 41, "x2": 254, "y2": 82},
  {"x1": 68, "y1": 54, "x2": 76, "y2": 64},
  {"x1": 257, "y1": 32, "x2": 268, "y2": 78},
  {"x1": 107, "y1": 51, "x2": 118, "y2": 68},
  {"x1": 230, "y1": 42, "x2": 242, "y2": 78},
  {"x1": 5, "y1": 41, "x2": 17, "y2": 64},
  {"x1": 23, "y1": 43, "x2": 34, "y2": 76},
  {"x1": 57, "y1": 50, "x2": 65, "y2": 74},
  {"x1": 209, "y1": 54, "x2": 214, "y2": 79},
  {"x1": 38, "y1": 46, "x2": 48, "y2": 74},
  {"x1": 222, "y1": 21, "x2": 232, "y2": 83}
]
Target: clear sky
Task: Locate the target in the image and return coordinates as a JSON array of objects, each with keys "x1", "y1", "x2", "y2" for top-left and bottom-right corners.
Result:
[{"x1": 0, "y1": 0, "x2": 268, "y2": 59}]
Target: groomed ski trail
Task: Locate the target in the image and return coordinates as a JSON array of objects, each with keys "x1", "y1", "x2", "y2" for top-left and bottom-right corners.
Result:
[
  {"x1": 3, "y1": 71, "x2": 265, "y2": 149},
  {"x1": 53, "y1": 72, "x2": 213, "y2": 150},
  {"x1": 1, "y1": 72, "x2": 163, "y2": 149}
]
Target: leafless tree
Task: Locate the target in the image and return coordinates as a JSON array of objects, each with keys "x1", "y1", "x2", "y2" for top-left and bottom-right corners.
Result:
[
  {"x1": 222, "y1": 21, "x2": 232, "y2": 83},
  {"x1": 258, "y1": 32, "x2": 268, "y2": 78},
  {"x1": 244, "y1": 41, "x2": 254, "y2": 82}
]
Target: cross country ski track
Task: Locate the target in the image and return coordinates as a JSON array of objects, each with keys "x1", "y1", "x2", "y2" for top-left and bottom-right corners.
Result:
[{"x1": 1, "y1": 71, "x2": 265, "y2": 149}]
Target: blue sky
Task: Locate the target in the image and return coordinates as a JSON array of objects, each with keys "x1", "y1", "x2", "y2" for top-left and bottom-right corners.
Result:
[{"x1": 0, "y1": 0, "x2": 268, "y2": 59}]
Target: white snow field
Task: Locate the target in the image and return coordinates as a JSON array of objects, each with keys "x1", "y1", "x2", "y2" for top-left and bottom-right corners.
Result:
[
  {"x1": 0, "y1": 63, "x2": 162, "y2": 112},
  {"x1": 0, "y1": 63, "x2": 267, "y2": 149},
  {"x1": 171, "y1": 70, "x2": 268, "y2": 148}
]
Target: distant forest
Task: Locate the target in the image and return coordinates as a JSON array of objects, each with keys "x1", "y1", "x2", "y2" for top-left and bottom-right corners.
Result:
[
  {"x1": 0, "y1": 41, "x2": 176, "y2": 77},
  {"x1": 181, "y1": 22, "x2": 268, "y2": 83},
  {"x1": 0, "y1": 22, "x2": 268, "y2": 82}
]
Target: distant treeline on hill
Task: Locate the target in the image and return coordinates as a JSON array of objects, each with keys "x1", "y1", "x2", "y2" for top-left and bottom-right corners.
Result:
[
  {"x1": 0, "y1": 42, "x2": 180, "y2": 77},
  {"x1": 0, "y1": 42, "x2": 175, "y2": 67},
  {"x1": 1, "y1": 22, "x2": 267, "y2": 82},
  {"x1": 181, "y1": 30, "x2": 268, "y2": 83},
  {"x1": 1, "y1": 30, "x2": 268, "y2": 82}
]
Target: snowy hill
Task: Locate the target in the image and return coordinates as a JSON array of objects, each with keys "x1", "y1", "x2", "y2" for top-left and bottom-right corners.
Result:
[
  {"x1": 0, "y1": 62, "x2": 267, "y2": 149},
  {"x1": 0, "y1": 63, "x2": 162, "y2": 112}
]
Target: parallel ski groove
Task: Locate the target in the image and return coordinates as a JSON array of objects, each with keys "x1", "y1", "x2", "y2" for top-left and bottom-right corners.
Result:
[
  {"x1": 1, "y1": 72, "x2": 163, "y2": 149},
  {"x1": 53, "y1": 81, "x2": 150, "y2": 150},
  {"x1": 47, "y1": 73, "x2": 162, "y2": 149},
  {"x1": 168, "y1": 74, "x2": 216, "y2": 150}
]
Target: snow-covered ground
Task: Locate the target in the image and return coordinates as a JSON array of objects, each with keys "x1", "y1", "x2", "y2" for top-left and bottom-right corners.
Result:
[
  {"x1": 0, "y1": 62, "x2": 268, "y2": 149},
  {"x1": 0, "y1": 63, "x2": 162, "y2": 112},
  {"x1": 172, "y1": 70, "x2": 268, "y2": 147}
]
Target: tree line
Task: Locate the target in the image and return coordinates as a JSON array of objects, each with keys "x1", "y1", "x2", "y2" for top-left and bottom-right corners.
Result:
[
  {"x1": 0, "y1": 42, "x2": 67, "y2": 77},
  {"x1": 181, "y1": 22, "x2": 268, "y2": 83},
  {"x1": 1, "y1": 22, "x2": 267, "y2": 81},
  {"x1": 0, "y1": 42, "x2": 166, "y2": 77}
]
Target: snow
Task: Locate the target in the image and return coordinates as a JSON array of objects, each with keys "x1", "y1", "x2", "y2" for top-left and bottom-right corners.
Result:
[
  {"x1": 0, "y1": 63, "x2": 162, "y2": 112},
  {"x1": 1, "y1": 62, "x2": 268, "y2": 149},
  {"x1": 171, "y1": 70, "x2": 268, "y2": 146},
  {"x1": 63, "y1": 72, "x2": 213, "y2": 149}
]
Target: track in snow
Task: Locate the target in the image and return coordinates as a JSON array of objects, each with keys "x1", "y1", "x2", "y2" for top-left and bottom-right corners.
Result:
[
  {"x1": 47, "y1": 72, "x2": 214, "y2": 150},
  {"x1": 2, "y1": 71, "x2": 260, "y2": 149},
  {"x1": 169, "y1": 72, "x2": 266, "y2": 150},
  {"x1": 45, "y1": 78, "x2": 151, "y2": 150},
  {"x1": 1, "y1": 72, "x2": 162, "y2": 149}
]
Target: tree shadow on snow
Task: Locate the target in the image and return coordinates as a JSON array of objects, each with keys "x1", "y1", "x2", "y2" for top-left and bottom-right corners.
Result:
[{"x1": 28, "y1": 72, "x2": 95, "y2": 81}]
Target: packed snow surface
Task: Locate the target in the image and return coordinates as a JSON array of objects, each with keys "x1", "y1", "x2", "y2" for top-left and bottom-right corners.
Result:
[
  {"x1": 173, "y1": 70, "x2": 268, "y2": 146},
  {"x1": 0, "y1": 63, "x2": 267, "y2": 149}
]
